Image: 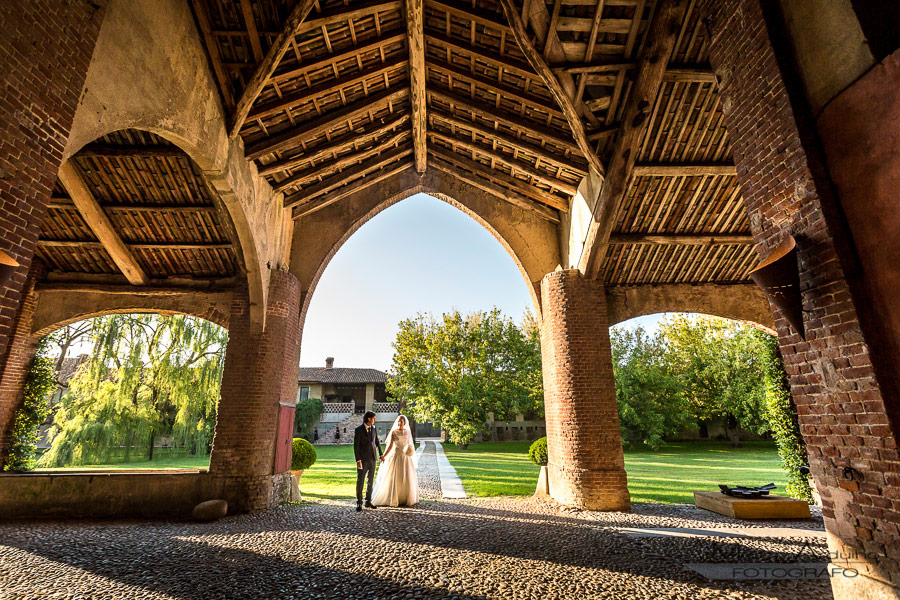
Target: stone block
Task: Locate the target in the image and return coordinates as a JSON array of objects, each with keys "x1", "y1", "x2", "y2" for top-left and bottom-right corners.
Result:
[
  {"x1": 192, "y1": 499, "x2": 228, "y2": 521},
  {"x1": 694, "y1": 491, "x2": 811, "y2": 519}
]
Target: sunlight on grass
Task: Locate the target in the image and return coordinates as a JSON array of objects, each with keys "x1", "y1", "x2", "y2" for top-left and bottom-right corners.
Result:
[{"x1": 443, "y1": 440, "x2": 787, "y2": 504}]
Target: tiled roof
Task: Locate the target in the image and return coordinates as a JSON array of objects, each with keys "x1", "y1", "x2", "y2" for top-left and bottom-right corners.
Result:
[{"x1": 297, "y1": 367, "x2": 388, "y2": 384}]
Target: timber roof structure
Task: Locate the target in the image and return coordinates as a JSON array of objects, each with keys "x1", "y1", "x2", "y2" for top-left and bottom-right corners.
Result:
[{"x1": 191, "y1": 0, "x2": 753, "y2": 287}]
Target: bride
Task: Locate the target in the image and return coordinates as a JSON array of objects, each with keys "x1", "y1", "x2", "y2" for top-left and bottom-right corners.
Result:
[{"x1": 371, "y1": 415, "x2": 419, "y2": 507}]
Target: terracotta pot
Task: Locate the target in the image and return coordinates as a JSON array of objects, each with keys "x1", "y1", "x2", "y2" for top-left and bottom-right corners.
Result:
[
  {"x1": 749, "y1": 235, "x2": 805, "y2": 338},
  {"x1": 291, "y1": 469, "x2": 304, "y2": 480},
  {"x1": 0, "y1": 250, "x2": 19, "y2": 288}
]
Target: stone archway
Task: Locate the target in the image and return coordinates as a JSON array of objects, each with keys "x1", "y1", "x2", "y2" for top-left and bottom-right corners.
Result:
[{"x1": 290, "y1": 168, "x2": 562, "y2": 338}]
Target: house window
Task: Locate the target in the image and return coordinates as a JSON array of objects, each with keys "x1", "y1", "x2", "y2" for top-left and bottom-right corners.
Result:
[{"x1": 298, "y1": 386, "x2": 309, "y2": 402}]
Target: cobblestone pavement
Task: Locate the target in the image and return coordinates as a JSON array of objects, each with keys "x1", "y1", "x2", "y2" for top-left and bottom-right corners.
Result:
[
  {"x1": 0, "y1": 496, "x2": 832, "y2": 600},
  {"x1": 416, "y1": 441, "x2": 442, "y2": 499}
]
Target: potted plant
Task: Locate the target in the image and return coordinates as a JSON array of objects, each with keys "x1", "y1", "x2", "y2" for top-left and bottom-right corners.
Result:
[
  {"x1": 529, "y1": 437, "x2": 550, "y2": 498},
  {"x1": 291, "y1": 437, "x2": 317, "y2": 485}
]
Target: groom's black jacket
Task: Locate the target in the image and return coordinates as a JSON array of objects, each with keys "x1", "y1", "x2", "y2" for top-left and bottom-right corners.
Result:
[{"x1": 354, "y1": 424, "x2": 382, "y2": 463}]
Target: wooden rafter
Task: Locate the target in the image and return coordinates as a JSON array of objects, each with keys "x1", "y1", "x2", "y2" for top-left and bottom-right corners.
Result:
[
  {"x1": 430, "y1": 160, "x2": 560, "y2": 223},
  {"x1": 57, "y1": 161, "x2": 149, "y2": 286},
  {"x1": 78, "y1": 144, "x2": 184, "y2": 157},
  {"x1": 633, "y1": 163, "x2": 736, "y2": 177},
  {"x1": 246, "y1": 86, "x2": 408, "y2": 160},
  {"x1": 258, "y1": 114, "x2": 411, "y2": 177},
  {"x1": 430, "y1": 110, "x2": 586, "y2": 176},
  {"x1": 191, "y1": 0, "x2": 235, "y2": 109},
  {"x1": 284, "y1": 145, "x2": 413, "y2": 210},
  {"x1": 406, "y1": 0, "x2": 427, "y2": 174},
  {"x1": 579, "y1": 0, "x2": 689, "y2": 278},
  {"x1": 608, "y1": 233, "x2": 753, "y2": 245},
  {"x1": 38, "y1": 240, "x2": 233, "y2": 251},
  {"x1": 293, "y1": 163, "x2": 415, "y2": 219},
  {"x1": 247, "y1": 56, "x2": 407, "y2": 122},
  {"x1": 270, "y1": 33, "x2": 406, "y2": 87},
  {"x1": 48, "y1": 201, "x2": 216, "y2": 213},
  {"x1": 274, "y1": 130, "x2": 409, "y2": 193},
  {"x1": 428, "y1": 130, "x2": 577, "y2": 195},
  {"x1": 229, "y1": 0, "x2": 317, "y2": 138},
  {"x1": 429, "y1": 147, "x2": 568, "y2": 212},
  {"x1": 499, "y1": 0, "x2": 605, "y2": 177}
]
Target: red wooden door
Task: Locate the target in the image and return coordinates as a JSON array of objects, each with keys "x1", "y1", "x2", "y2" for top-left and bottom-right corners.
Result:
[{"x1": 274, "y1": 404, "x2": 295, "y2": 473}]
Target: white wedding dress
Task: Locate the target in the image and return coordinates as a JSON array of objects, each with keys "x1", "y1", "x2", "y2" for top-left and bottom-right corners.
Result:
[{"x1": 371, "y1": 420, "x2": 419, "y2": 507}]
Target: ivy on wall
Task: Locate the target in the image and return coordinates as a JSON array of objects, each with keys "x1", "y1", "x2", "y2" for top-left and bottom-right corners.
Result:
[
  {"x1": 761, "y1": 334, "x2": 814, "y2": 503},
  {"x1": 3, "y1": 338, "x2": 55, "y2": 472}
]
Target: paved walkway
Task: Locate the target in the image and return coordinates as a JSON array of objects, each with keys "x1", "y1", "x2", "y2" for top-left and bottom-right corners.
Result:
[
  {"x1": 433, "y1": 441, "x2": 466, "y2": 499},
  {"x1": 0, "y1": 498, "x2": 831, "y2": 599}
]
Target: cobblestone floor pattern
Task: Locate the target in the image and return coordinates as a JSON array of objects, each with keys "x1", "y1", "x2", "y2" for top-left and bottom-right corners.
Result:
[{"x1": 0, "y1": 493, "x2": 831, "y2": 600}]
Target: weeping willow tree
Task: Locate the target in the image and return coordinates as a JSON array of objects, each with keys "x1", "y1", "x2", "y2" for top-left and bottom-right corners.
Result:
[{"x1": 38, "y1": 314, "x2": 228, "y2": 467}]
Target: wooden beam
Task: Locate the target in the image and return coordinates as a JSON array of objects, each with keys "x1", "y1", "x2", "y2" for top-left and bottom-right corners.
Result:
[
  {"x1": 57, "y1": 162, "x2": 149, "y2": 286},
  {"x1": 246, "y1": 85, "x2": 408, "y2": 160},
  {"x1": 430, "y1": 160, "x2": 560, "y2": 223},
  {"x1": 284, "y1": 145, "x2": 413, "y2": 210},
  {"x1": 191, "y1": 0, "x2": 235, "y2": 109},
  {"x1": 258, "y1": 114, "x2": 410, "y2": 177},
  {"x1": 270, "y1": 33, "x2": 406, "y2": 86},
  {"x1": 608, "y1": 233, "x2": 753, "y2": 245},
  {"x1": 78, "y1": 144, "x2": 184, "y2": 158},
  {"x1": 430, "y1": 109, "x2": 587, "y2": 175},
  {"x1": 662, "y1": 67, "x2": 716, "y2": 84},
  {"x1": 499, "y1": 0, "x2": 606, "y2": 177},
  {"x1": 578, "y1": 0, "x2": 689, "y2": 278},
  {"x1": 427, "y1": 0, "x2": 509, "y2": 32},
  {"x1": 293, "y1": 162, "x2": 415, "y2": 219},
  {"x1": 240, "y1": 0, "x2": 264, "y2": 62},
  {"x1": 48, "y1": 200, "x2": 215, "y2": 213},
  {"x1": 424, "y1": 32, "x2": 535, "y2": 80},
  {"x1": 38, "y1": 240, "x2": 233, "y2": 251},
  {"x1": 427, "y1": 61, "x2": 564, "y2": 117},
  {"x1": 429, "y1": 146, "x2": 569, "y2": 212},
  {"x1": 429, "y1": 130, "x2": 578, "y2": 195},
  {"x1": 273, "y1": 129, "x2": 409, "y2": 193},
  {"x1": 247, "y1": 57, "x2": 406, "y2": 122},
  {"x1": 633, "y1": 163, "x2": 737, "y2": 177},
  {"x1": 302, "y1": 1, "x2": 401, "y2": 32},
  {"x1": 406, "y1": 0, "x2": 427, "y2": 174},
  {"x1": 427, "y1": 88, "x2": 581, "y2": 154},
  {"x1": 229, "y1": 0, "x2": 317, "y2": 138}
]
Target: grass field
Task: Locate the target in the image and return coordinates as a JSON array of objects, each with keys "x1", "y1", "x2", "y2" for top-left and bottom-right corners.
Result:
[
  {"x1": 35, "y1": 454, "x2": 210, "y2": 471},
  {"x1": 33, "y1": 441, "x2": 788, "y2": 505}
]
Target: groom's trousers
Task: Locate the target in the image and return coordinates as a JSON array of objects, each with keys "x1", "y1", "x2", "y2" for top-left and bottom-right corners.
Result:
[{"x1": 357, "y1": 458, "x2": 376, "y2": 503}]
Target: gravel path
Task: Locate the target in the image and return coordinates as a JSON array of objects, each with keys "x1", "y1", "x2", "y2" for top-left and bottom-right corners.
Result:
[
  {"x1": 416, "y1": 441, "x2": 442, "y2": 499},
  {"x1": 0, "y1": 496, "x2": 831, "y2": 600}
]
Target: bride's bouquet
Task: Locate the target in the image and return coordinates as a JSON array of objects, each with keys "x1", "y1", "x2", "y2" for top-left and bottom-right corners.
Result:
[{"x1": 403, "y1": 444, "x2": 415, "y2": 456}]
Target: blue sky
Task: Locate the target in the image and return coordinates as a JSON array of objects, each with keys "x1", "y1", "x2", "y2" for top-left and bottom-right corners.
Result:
[{"x1": 300, "y1": 193, "x2": 667, "y2": 371}]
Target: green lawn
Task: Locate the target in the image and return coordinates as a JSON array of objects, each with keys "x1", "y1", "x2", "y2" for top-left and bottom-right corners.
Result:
[
  {"x1": 443, "y1": 440, "x2": 787, "y2": 503},
  {"x1": 32, "y1": 441, "x2": 789, "y2": 505}
]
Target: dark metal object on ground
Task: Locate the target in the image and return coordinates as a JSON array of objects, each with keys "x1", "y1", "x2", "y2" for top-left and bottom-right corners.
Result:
[{"x1": 718, "y1": 483, "x2": 776, "y2": 498}]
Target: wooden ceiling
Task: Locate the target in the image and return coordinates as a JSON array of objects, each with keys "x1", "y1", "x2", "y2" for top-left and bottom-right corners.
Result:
[
  {"x1": 40, "y1": 130, "x2": 240, "y2": 285},
  {"x1": 181, "y1": 0, "x2": 755, "y2": 287}
]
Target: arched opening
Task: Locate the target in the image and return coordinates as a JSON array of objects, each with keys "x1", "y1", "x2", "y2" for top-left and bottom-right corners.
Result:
[
  {"x1": 19, "y1": 311, "x2": 229, "y2": 473},
  {"x1": 293, "y1": 192, "x2": 546, "y2": 499},
  {"x1": 610, "y1": 312, "x2": 808, "y2": 505}
]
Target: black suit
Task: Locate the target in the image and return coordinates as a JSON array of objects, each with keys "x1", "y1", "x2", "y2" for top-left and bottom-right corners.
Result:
[{"x1": 354, "y1": 423, "x2": 382, "y2": 504}]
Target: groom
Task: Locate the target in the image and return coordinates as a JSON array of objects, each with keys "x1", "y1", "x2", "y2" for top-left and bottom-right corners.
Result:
[{"x1": 353, "y1": 411, "x2": 383, "y2": 512}]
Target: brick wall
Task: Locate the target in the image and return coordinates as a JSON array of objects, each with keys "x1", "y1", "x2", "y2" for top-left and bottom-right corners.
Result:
[
  {"x1": 209, "y1": 270, "x2": 301, "y2": 512},
  {"x1": 0, "y1": 0, "x2": 106, "y2": 362},
  {"x1": 540, "y1": 270, "x2": 630, "y2": 511},
  {"x1": 0, "y1": 262, "x2": 43, "y2": 467},
  {"x1": 699, "y1": 0, "x2": 900, "y2": 593}
]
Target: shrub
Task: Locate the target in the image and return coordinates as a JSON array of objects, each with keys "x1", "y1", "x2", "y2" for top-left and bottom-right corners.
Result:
[
  {"x1": 528, "y1": 436, "x2": 548, "y2": 466},
  {"x1": 294, "y1": 397, "x2": 323, "y2": 436},
  {"x1": 761, "y1": 334, "x2": 813, "y2": 503},
  {"x1": 291, "y1": 437, "x2": 317, "y2": 471},
  {"x1": 4, "y1": 339, "x2": 55, "y2": 472}
]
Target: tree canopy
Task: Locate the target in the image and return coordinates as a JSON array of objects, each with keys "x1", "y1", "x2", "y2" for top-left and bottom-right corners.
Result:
[
  {"x1": 387, "y1": 308, "x2": 542, "y2": 446},
  {"x1": 39, "y1": 314, "x2": 228, "y2": 467}
]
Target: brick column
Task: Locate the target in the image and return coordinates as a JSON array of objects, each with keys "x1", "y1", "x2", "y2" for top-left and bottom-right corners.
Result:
[
  {"x1": 700, "y1": 1, "x2": 900, "y2": 596},
  {"x1": 540, "y1": 269, "x2": 630, "y2": 511},
  {"x1": 208, "y1": 270, "x2": 301, "y2": 512},
  {"x1": 0, "y1": 263, "x2": 43, "y2": 468},
  {"x1": 0, "y1": 1, "x2": 106, "y2": 362}
]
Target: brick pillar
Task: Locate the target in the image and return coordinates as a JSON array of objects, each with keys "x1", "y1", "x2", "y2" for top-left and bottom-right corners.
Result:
[
  {"x1": 700, "y1": 1, "x2": 900, "y2": 596},
  {"x1": 208, "y1": 270, "x2": 301, "y2": 512},
  {"x1": 0, "y1": 263, "x2": 43, "y2": 468},
  {"x1": 0, "y1": 1, "x2": 106, "y2": 362},
  {"x1": 540, "y1": 269, "x2": 630, "y2": 511}
]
